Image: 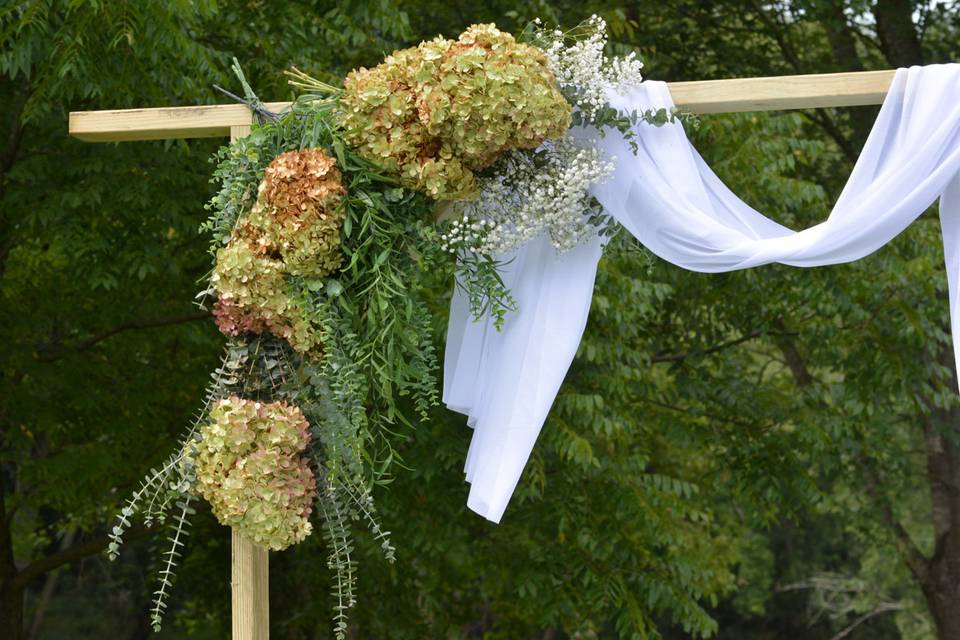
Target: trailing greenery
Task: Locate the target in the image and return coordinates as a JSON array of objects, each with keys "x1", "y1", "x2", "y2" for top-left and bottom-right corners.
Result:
[
  {"x1": 150, "y1": 495, "x2": 195, "y2": 632},
  {"x1": 109, "y1": 77, "x2": 452, "y2": 633}
]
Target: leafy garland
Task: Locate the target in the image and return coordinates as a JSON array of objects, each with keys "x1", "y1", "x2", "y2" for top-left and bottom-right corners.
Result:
[{"x1": 107, "y1": 17, "x2": 694, "y2": 636}]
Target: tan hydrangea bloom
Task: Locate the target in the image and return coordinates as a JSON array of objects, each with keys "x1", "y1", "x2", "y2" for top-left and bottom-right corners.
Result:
[
  {"x1": 211, "y1": 148, "x2": 346, "y2": 353},
  {"x1": 187, "y1": 397, "x2": 316, "y2": 551},
  {"x1": 252, "y1": 148, "x2": 347, "y2": 278},
  {"x1": 341, "y1": 23, "x2": 571, "y2": 201}
]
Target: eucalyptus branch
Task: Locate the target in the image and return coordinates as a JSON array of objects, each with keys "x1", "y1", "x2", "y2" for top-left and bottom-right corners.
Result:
[
  {"x1": 107, "y1": 454, "x2": 179, "y2": 560},
  {"x1": 317, "y1": 483, "x2": 357, "y2": 640},
  {"x1": 150, "y1": 495, "x2": 195, "y2": 632},
  {"x1": 335, "y1": 475, "x2": 395, "y2": 561}
]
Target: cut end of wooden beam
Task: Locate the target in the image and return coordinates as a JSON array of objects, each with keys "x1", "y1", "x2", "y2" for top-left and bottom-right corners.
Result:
[
  {"x1": 670, "y1": 70, "x2": 895, "y2": 114},
  {"x1": 69, "y1": 102, "x2": 291, "y2": 142}
]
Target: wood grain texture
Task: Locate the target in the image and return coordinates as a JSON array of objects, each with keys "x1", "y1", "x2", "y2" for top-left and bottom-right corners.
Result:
[
  {"x1": 229, "y1": 123, "x2": 268, "y2": 640},
  {"x1": 231, "y1": 530, "x2": 269, "y2": 640},
  {"x1": 230, "y1": 124, "x2": 252, "y2": 140},
  {"x1": 667, "y1": 70, "x2": 896, "y2": 114},
  {"x1": 68, "y1": 70, "x2": 898, "y2": 142},
  {"x1": 69, "y1": 103, "x2": 286, "y2": 142}
]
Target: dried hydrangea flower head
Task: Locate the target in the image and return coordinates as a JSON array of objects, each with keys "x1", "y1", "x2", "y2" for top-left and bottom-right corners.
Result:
[
  {"x1": 340, "y1": 23, "x2": 571, "y2": 201},
  {"x1": 250, "y1": 148, "x2": 347, "y2": 277},
  {"x1": 211, "y1": 148, "x2": 346, "y2": 353},
  {"x1": 211, "y1": 241, "x2": 289, "y2": 334},
  {"x1": 186, "y1": 397, "x2": 317, "y2": 551}
]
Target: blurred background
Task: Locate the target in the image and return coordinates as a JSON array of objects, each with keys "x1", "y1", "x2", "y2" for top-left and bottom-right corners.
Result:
[{"x1": 2, "y1": 1, "x2": 960, "y2": 638}]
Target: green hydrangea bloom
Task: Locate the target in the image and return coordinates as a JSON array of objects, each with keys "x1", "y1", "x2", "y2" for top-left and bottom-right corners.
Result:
[
  {"x1": 211, "y1": 239, "x2": 321, "y2": 353},
  {"x1": 186, "y1": 397, "x2": 316, "y2": 551},
  {"x1": 341, "y1": 23, "x2": 571, "y2": 200}
]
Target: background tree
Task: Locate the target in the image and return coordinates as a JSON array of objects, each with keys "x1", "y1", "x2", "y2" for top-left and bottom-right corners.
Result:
[{"x1": 2, "y1": 1, "x2": 959, "y2": 639}]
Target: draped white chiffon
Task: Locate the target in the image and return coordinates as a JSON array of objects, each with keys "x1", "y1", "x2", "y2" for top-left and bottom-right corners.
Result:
[{"x1": 445, "y1": 64, "x2": 960, "y2": 523}]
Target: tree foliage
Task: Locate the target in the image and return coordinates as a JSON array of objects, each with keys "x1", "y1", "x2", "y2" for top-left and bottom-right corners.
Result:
[{"x1": 2, "y1": 1, "x2": 960, "y2": 639}]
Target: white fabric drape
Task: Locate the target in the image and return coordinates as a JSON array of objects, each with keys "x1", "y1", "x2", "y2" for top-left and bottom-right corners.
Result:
[
  {"x1": 445, "y1": 64, "x2": 960, "y2": 523},
  {"x1": 444, "y1": 234, "x2": 604, "y2": 522}
]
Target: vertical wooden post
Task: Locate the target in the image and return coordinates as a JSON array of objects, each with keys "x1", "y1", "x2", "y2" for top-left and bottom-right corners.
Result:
[
  {"x1": 231, "y1": 529, "x2": 269, "y2": 639},
  {"x1": 229, "y1": 123, "x2": 269, "y2": 640}
]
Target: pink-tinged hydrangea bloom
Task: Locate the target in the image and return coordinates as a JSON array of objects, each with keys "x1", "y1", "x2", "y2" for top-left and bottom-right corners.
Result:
[
  {"x1": 210, "y1": 148, "x2": 347, "y2": 353},
  {"x1": 187, "y1": 397, "x2": 317, "y2": 550}
]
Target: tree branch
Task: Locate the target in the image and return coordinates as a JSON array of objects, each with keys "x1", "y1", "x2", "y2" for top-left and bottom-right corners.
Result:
[
  {"x1": 640, "y1": 395, "x2": 776, "y2": 432},
  {"x1": 873, "y1": 0, "x2": 925, "y2": 67},
  {"x1": 0, "y1": 82, "x2": 28, "y2": 183},
  {"x1": 917, "y1": 343, "x2": 960, "y2": 562},
  {"x1": 35, "y1": 311, "x2": 210, "y2": 362},
  {"x1": 802, "y1": 110, "x2": 859, "y2": 166},
  {"x1": 829, "y1": 602, "x2": 906, "y2": 640},
  {"x1": 650, "y1": 328, "x2": 771, "y2": 364},
  {"x1": 862, "y1": 463, "x2": 930, "y2": 583},
  {"x1": 0, "y1": 81, "x2": 30, "y2": 278},
  {"x1": 771, "y1": 319, "x2": 931, "y2": 580},
  {"x1": 748, "y1": 1, "x2": 805, "y2": 70},
  {"x1": 9, "y1": 524, "x2": 147, "y2": 592},
  {"x1": 771, "y1": 318, "x2": 815, "y2": 387}
]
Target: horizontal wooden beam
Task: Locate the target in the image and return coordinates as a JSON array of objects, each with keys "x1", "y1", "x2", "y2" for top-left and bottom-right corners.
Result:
[
  {"x1": 667, "y1": 69, "x2": 895, "y2": 114},
  {"x1": 69, "y1": 70, "x2": 896, "y2": 142},
  {"x1": 69, "y1": 102, "x2": 290, "y2": 142}
]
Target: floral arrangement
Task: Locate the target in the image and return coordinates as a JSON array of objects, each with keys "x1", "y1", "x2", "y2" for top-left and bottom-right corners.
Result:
[{"x1": 107, "y1": 16, "x2": 692, "y2": 637}]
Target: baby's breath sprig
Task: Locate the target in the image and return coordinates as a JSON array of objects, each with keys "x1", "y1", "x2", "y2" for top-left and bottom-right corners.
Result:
[
  {"x1": 525, "y1": 15, "x2": 700, "y2": 139},
  {"x1": 439, "y1": 215, "x2": 495, "y2": 255},
  {"x1": 451, "y1": 136, "x2": 614, "y2": 257},
  {"x1": 524, "y1": 15, "x2": 646, "y2": 123}
]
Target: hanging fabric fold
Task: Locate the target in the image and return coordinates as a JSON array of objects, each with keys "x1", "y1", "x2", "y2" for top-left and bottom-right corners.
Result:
[
  {"x1": 443, "y1": 235, "x2": 603, "y2": 522},
  {"x1": 444, "y1": 64, "x2": 960, "y2": 523}
]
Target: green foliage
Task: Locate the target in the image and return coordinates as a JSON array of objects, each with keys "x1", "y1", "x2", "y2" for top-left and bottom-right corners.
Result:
[
  {"x1": 4, "y1": 2, "x2": 960, "y2": 640},
  {"x1": 447, "y1": 247, "x2": 518, "y2": 330},
  {"x1": 578, "y1": 105, "x2": 702, "y2": 153}
]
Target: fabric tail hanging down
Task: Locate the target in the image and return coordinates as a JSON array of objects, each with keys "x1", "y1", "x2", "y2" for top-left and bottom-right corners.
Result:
[{"x1": 444, "y1": 64, "x2": 960, "y2": 524}]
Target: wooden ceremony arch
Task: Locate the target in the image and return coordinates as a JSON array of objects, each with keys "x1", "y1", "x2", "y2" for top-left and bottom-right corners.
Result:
[{"x1": 68, "y1": 68, "x2": 896, "y2": 640}]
